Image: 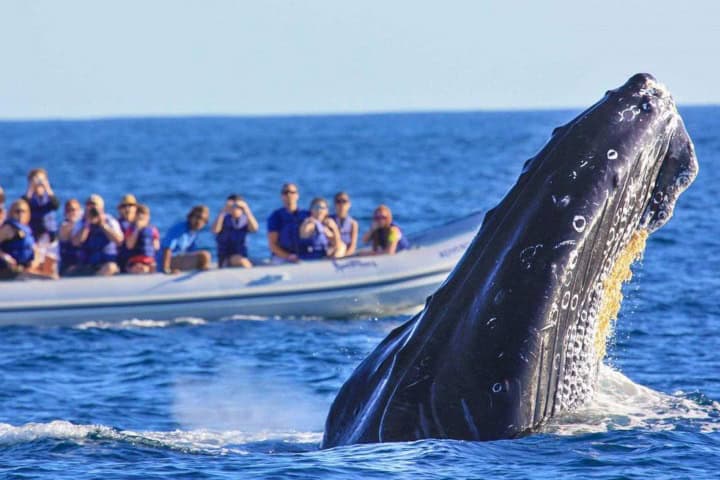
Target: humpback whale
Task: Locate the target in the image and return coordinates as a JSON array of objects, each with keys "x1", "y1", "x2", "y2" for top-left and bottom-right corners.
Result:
[{"x1": 322, "y1": 74, "x2": 698, "y2": 448}]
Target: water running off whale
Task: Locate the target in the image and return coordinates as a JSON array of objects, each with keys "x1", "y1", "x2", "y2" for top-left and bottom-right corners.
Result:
[{"x1": 322, "y1": 73, "x2": 699, "y2": 447}]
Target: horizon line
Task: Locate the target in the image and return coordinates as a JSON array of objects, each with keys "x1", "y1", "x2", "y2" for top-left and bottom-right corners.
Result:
[{"x1": 0, "y1": 102, "x2": 716, "y2": 124}]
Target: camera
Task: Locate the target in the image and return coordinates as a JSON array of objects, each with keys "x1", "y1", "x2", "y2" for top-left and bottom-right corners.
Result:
[{"x1": 89, "y1": 207, "x2": 100, "y2": 218}]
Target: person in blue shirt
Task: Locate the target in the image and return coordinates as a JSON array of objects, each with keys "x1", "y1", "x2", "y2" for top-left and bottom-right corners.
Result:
[
  {"x1": 212, "y1": 194, "x2": 259, "y2": 268},
  {"x1": 159, "y1": 205, "x2": 211, "y2": 274},
  {"x1": 267, "y1": 183, "x2": 309, "y2": 264}
]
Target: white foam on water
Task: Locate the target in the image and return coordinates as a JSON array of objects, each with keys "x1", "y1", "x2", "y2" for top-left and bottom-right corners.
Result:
[
  {"x1": 546, "y1": 364, "x2": 720, "y2": 436},
  {"x1": 74, "y1": 316, "x2": 207, "y2": 330},
  {"x1": 219, "y1": 314, "x2": 272, "y2": 322},
  {"x1": 0, "y1": 419, "x2": 321, "y2": 454}
]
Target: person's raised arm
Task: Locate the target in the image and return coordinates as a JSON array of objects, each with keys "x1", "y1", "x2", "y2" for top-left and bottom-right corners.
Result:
[
  {"x1": 362, "y1": 221, "x2": 378, "y2": 245},
  {"x1": 299, "y1": 217, "x2": 316, "y2": 239},
  {"x1": 72, "y1": 218, "x2": 90, "y2": 247},
  {"x1": 212, "y1": 209, "x2": 226, "y2": 234},
  {"x1": 100, "y1": 215, "x2": 124, "y2": 245},
  {"x1": 240, "y1": 201, "x2": 259, "y2": 233}
]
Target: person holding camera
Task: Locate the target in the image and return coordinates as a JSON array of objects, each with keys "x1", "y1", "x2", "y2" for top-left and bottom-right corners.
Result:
[
  {"x1": 116, "y1": 193, "x2": 138, "y2": 271},
  {"x1": 58, "y1": 198, "x2": 83, "y2": 275},
  {"x1": 22, "y1": 168, "x2": 60, "y2": 277},
  {"x1": 125, "y1": 204, "x2": 160, "y2": 274},
  {"x1": 213, "y1": 194, "x2": 259, "y2": 268},
  {"x1": 71, "y1": 194, "x2": 124, "y2": 276},
  {"x1": 298, "y1": 197, "x2": 346, "y2": 259}
]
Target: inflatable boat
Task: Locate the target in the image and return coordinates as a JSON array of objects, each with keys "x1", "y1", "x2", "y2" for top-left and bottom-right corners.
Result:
[{"x1": 0, "y1": 212, "x2": 482, "y2": 326}]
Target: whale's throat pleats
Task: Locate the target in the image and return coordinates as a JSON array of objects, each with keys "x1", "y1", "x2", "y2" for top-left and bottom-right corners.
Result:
[{"x1": 594, "y1": 229, "x2": 648, "y2": 360}]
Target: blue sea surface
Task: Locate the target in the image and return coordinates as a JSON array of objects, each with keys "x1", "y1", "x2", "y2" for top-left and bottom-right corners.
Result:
[{"x1": 0, "y1": 108, "x2": 719, "y2": 479}]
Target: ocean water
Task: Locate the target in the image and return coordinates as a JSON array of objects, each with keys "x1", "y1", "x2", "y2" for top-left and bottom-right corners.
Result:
[{"x1": 0, "y1": 108, "x2": 719, "y2": 479}]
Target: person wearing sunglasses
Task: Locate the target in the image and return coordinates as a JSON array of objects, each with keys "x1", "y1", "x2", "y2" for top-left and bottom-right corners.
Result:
[
  {"x1": 116, "y1": 193, "x2": 138, "y2": 271},
  {"x1": 22, "y1": 168, "x2": 60, "y2": 277},
  {"x1": 0, "y1": 199, "x2": 39, "y2": 279},
  {"x1": 298, "y1": 197, "x2": 346, "y2": 260},
  {"x1": 330, "y1": 192, "x2": 358, "y2": 256},
  {"x1": 159, "y1": 205, "x2": 212, "y2": 274},
  {"x1": 362, "y1": 205, "x2": 410, "y2": 255},
  {"x1": 267, "y1": 183, "x2": 309, "y2": 264},
  {"x1": 213, "y1": 194, "x2": 259, "y2": 268},
  {"x1": 71, "y1": 194, "x2": 124, "y2": 276},
  {"x1": 58, "y1": 198, "x2": 83, "y2": 275}
]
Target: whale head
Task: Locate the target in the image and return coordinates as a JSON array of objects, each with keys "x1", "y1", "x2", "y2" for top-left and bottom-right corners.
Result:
[{"x1": 322, "y1": 73, "x2": 698, "y2": 447}]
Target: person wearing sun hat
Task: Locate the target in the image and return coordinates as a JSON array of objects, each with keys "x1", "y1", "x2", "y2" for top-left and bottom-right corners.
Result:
[{"x1": 117, "y1": 193, "x2": 138, "y2": 270}]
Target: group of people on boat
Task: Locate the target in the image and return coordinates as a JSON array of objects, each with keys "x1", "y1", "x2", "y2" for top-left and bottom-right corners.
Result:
[{"x1": 0, "y1": 171, "x2": 410, "y2": 280}]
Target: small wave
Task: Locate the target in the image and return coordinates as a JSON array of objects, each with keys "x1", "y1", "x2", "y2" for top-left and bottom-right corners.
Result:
[
  {"x1": 0, "y1": 420, "x2": 321, "y2": 454},
  {"x1": 219, "y1": 314, "x2": 272, "y2": 322},
  {"x1": 546, "y1": 364, "x2": 720, "y2": 436},
  {"x1": 74, "y1": 316, "x2": 207, "y2": 330}
]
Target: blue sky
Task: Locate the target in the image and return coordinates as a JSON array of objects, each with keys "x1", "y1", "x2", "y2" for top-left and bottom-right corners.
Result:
[{"x1": 0, "y1": 1, "x2": 718, "y2": 119}]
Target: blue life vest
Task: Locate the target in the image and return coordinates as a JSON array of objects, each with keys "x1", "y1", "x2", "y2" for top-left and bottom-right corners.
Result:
[
  {"x1": 59, "y1": 238, "x2": 82, "y2": 272},
  {"x1": 28, "y1": 194, "x2": 58, "y2": 240},
  {"x1": 373, "y1": 222, "x2": 410, "y2": 253},
  {"x1": 132, "y1": 226, "x2": 158, "y2": 258},
  {"x1": 1, "y1": 219, "x2": 35, "y2": 267},
  {"x1": 81, "y1": 221, "x2": 118, "y2": 266},
  {"x1": 331, "y1": 214, "x2": 354, "y2": 246},
  {"x1": 216, "y1": 216, "x2": 249, "y2": 264},
  {"x1": 299, "y1": 219, "x2": 330, "y2": 260}
]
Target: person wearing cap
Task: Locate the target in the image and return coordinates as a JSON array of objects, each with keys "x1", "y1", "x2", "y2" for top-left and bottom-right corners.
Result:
[
  {"x1": 330, "y1": 192, "x2": 358, "y2": 256},
  {"x1": 361, "y1": 204, "x2": 410, "y2": 255},
  {"x1": 117, "y1": 193, "x2": 138, "y2": 271},
  {"x1": 159, "y1": 205, "x2": 212, "y2": 274},
  {"x1": 267, "y1": 183, "x2": 309, "y2": 264},
  {"x1": 71, "y1": 194, "x2": 124, "y2": 276}
]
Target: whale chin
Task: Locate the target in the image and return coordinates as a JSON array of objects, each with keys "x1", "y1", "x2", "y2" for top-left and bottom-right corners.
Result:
[{"x1": 321, "y1": 73, "x2": 698, "y2": 448}]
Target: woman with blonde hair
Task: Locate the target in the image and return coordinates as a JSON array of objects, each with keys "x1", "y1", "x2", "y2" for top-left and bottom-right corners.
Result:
[{"x1": 362, "y1": 204, "x2": 410, "y2": 255}]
